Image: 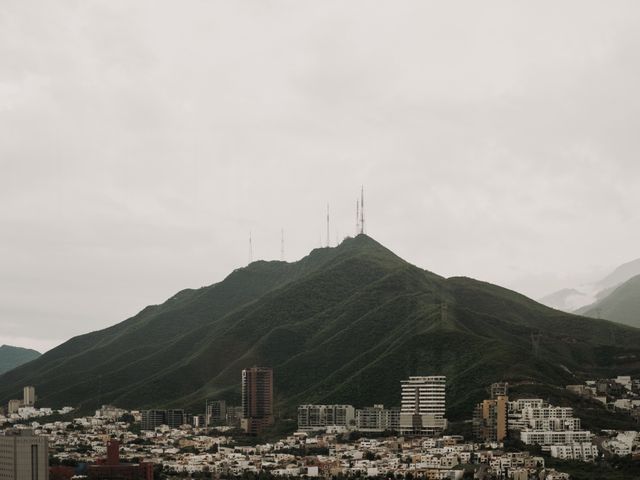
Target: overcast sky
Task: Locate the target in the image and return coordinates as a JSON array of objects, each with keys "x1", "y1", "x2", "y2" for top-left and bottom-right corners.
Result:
[{"x1": 2, "y1": 1, "x2": 640, "y2": 352}]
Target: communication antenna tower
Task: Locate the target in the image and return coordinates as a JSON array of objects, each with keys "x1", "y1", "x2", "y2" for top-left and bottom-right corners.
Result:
[
  {"x1": 280, "y1": 228, "x2": 285, "y2": 261},
  {"x1": 359, "y1": 186, "x2": 365, "y2": 234},
  {"x1": 356, "y1": 199, "x2": 360, "y2": 235},
  {"x1": 326, "y1": 204, "x2": 331, "y2": 247},
  {"x1": 249, "y1": 231, "x2": 253, "y2": 264}
]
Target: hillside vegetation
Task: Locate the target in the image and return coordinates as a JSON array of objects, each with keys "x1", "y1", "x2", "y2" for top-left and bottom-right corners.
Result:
[{"x1": 2, "y1": 235, "x2": 640, "y2": 420}]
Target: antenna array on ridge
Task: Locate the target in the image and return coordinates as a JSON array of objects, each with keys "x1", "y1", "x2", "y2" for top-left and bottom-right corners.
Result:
[
  {"x1": 359, "y1": 186, "x2": 365, "y2": 234},
  {"x1": 280, "y1": 228, "x2": 284, "y2": 261},
  {"x1": 326, "y1": 204, "x2": 330, "y2": 248}
]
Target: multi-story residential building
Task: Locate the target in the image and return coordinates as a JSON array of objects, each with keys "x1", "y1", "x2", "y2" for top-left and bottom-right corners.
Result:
[
  {"x1": 225, "y1": 405, "x2": 243, "y2": 427},
  {"x1": 473, "y1": 395, "x2": 508, "y2": 442},
  {"x1": 399, "y1": 376, "x2": 447, "y2": 436},
  {"x1": 509, "y1": 399, "x2": 593, "y2": 446},
  {"x1": 165, "y1": 409, "x2": 185, "y2": 428},
  {"x1": 206, "y1": 400, "x2": 227, "y2": 426},
  {"x1": 549, "y1": 443, "x2": 598, "y2": 462},
  {"x1": 508, "y1": 399, "x2": 544, "y2": 431},
  {"x1": 23, "y1": 386, "x2": 36, "y2": 407},
  {"x1": 7, "y1": 399, "x2": 22, "y2": 415},
  {"x1": 520, "y1": 430, "x2": 592, "y2": 445},
  {"x1": 519, "y1": 406, "x2": 581, "y2": 432},
  {"x1": 297, "y1": 405, "x2": 355, "y2": 431},
  {"x1": 355, "y1": 405, "x2": 400, "y2": 432},
  {"x1": 0, "y1": 428, "x2": 48, "y2": 480},
  {"x1": 241, "y1": 366, "x2": 274, "y2": 435},
  {"x1": 94, "y1": 405, "x2": 126, "y2": 420},
  {"x1": 141, "y1": 410, "x2": 167, "y2": 431}
]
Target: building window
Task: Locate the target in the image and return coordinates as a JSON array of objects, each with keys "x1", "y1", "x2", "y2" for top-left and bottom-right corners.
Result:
[{"x1": 31, "y1": 445, "x2": 39, "y2": 480}]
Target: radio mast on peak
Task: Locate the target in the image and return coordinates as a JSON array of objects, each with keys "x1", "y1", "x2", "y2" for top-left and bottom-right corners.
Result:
[
  {"x1": 280, "y1": 228, "x2": 284, "y2": 261},
  {"x1": 359, "y1": 186, "x2": 365, "y2": 235},
  {"x1": 326, "y1": 203, "x2": 330, "y2": 247}
]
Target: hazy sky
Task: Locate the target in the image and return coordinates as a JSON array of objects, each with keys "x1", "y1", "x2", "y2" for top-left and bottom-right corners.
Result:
[{"x1": 2, "y1": 1, "x2": 640, "y2": 352}]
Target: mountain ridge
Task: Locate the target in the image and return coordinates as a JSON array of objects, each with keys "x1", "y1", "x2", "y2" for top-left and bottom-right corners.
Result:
[
  {"x1": 577, "y1": 274, "x2": 640, "y2": 328},
  {"x1": 539, "y1": 257, "x2": 640, "y2": 312},
  {"x1": 2, "y1": 235, "x2": 640, "y2": 420},
  {"x1": 0, "y1": 345, "x2": 41, "y2": 375}
]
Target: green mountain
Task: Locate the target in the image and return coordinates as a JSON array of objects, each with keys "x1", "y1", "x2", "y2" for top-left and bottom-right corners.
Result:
[
  {"x1": 577, "y1": 274, "x2": 640, "y2": 328},
  {"x1": 1, "y1": 235, "x2": 640, "y2": 420},
  {"x1": 0, "y1": 345, "x2": 41, "y2": 375}
]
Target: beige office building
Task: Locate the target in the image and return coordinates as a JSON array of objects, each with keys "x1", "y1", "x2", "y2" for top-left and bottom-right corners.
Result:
[{"x1": 0, "y1": 429, "x2": 49, "y2": 480}]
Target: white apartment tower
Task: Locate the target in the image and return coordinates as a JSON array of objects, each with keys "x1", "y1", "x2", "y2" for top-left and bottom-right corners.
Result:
[{"x1": 399, "y1": 376, "x2": 447, "y2": 436}]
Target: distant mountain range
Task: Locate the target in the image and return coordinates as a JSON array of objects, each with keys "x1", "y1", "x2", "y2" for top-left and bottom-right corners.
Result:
[
  {"x1": 2, "y1": 235, "x2": 640, "y2": 420},
  {"x1": 539, "y1": 258, "x2": 640, "y2": 313},
  {"x1": 577, "y1": 275, "x2": 640, "y2": 329},
  {"x1": 0, "y1": 345, "x2": 41, "y2": 375}
]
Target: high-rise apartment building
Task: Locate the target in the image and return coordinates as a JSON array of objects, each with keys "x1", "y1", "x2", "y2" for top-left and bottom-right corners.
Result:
[
  {"x1": 399, "y1": 376, "x2": 447, "y2": 436},
  {"x1": 297, "y1": 404, "x2": 355, "y2": 431},
  {"x1": 23, "y1": 386, "x2": 36, "y2": 407},
  {"x1": 0, "y1": 429, "x2": 49, "y2": 480},
  {"x1": 241, "y1": 366, "x2": 274, "y2": 435},
  {"x1": 141, "y1": 410, "x2": 167, "y2": 431},
  {"x1": 473, "y1": 382, "x2": 509, "y2": 443},
  {"x1": 140, "y1": 409, "x2": 184, "y2": 430},
  {"x1": 206, "y1": 400, "x2": 227, "y2": 426},
  {"x1": 473, "y1": 395, "x2": 508, "y2": 442},
  {"x1": 165, "y1": 409, "x2": 185, "y2": 428},
  {"x1": 355, "y1": 405, "x2": 401, "y2": 432}
]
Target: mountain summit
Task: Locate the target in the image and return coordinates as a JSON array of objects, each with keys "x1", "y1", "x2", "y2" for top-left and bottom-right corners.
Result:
[{"x1": 2, "y1": 235, "x2": 640, "y2": 418}]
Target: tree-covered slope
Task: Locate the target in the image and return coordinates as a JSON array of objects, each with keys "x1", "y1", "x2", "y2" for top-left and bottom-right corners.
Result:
[
  {"x1": 0, "y1": 345, "x2": 40, "y2": 375},
  {"x1": 578, "y1": 274, "x2": 640, "y2": 328},
  {"x1": 2, "y1": 235, "x2": 640, "y2": 421}
]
